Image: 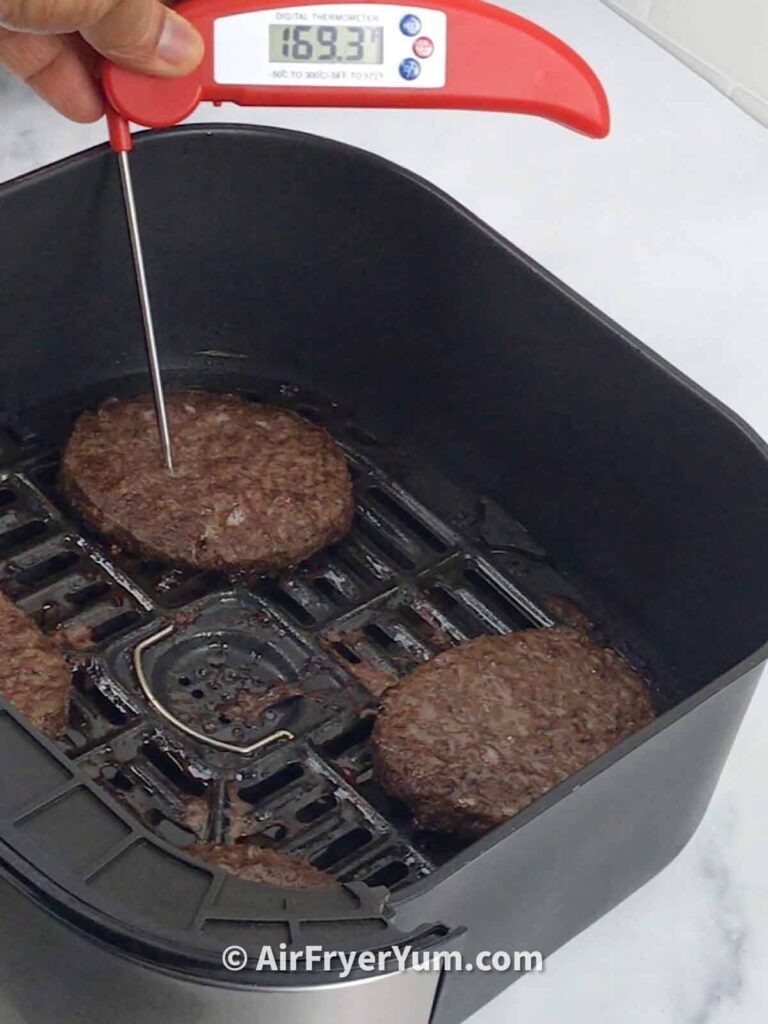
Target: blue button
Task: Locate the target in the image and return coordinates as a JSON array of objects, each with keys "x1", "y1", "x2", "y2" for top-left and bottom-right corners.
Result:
[
  {"x1": 399, "y1": 57, "x2": 421, "y2": 81},
  {"x1": 399, "y1": 14, "x2": 422, "y2": 36}
]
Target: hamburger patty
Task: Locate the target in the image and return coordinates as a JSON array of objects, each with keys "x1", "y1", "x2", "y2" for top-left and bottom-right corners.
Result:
[
  {"x1": 0, "y1": 591, "x2": 72, "y2": 737},
  {"x1": 372, "y1": 628, "x2": 655, "y2": 837},
  {"x1": 192, "y1": 843, "x2": 337, "y2": 888},
  {"x1": 61, "y1": 391, "x2": 354, "y2": 572}
]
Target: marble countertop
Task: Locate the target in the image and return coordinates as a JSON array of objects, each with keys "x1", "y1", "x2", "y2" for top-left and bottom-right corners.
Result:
[{"x1": 1, "y1": 2, "x2": 767, "y2": 1022}]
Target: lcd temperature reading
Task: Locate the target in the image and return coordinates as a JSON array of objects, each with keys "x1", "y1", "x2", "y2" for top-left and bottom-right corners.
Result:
[{"x1": 269, "y1": 24, "x2": 384, "y2": 63}]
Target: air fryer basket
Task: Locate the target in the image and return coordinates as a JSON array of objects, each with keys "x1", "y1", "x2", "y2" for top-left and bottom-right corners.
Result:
[{"x1": 1, "y1": 125, "x2": 767, "y2": 1024}]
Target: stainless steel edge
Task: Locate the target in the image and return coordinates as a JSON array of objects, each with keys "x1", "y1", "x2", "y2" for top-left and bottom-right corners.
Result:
[{"x1": 0, "y1": 870, "x2": 442, "y2": 1024}]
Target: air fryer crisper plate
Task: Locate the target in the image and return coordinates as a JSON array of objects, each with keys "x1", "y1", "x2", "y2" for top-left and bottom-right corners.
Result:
[
  {"x1": 0, "y1": 367, "x2": 669, "y2": 973},
  {"x1": 0, "y1": 370, "x2": 601, "y2": 943}
]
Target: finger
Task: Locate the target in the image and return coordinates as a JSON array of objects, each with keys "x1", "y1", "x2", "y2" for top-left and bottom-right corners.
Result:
[
  {"x1": 83, "y1": 0, "x2": 204, "y2": 75},
  {"x1": 0, "y1": 1, "x2": 107, "y2": 32},
  {"x1": 0, "y1": 28, "x2": 103, "y2": 121},
  {"x1": 0, "y1": 0, "x2": 204, "y2": 75}
]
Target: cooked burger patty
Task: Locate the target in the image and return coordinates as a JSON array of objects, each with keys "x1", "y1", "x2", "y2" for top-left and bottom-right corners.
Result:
[
  {"x1": 372, "y1": 628, "x2": 655, "y2": 837},
  {"x1": 61, "y1": 391, "x2": 354, "y2": 572},
  {"x1": 192, "y1": 843, "x2": 336, "y2": 888},
  {"x1": 0, "y1": 591, "x2": 72, "y2": 737}
]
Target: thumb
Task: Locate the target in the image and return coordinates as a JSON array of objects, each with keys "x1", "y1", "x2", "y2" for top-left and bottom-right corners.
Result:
[
  {"x1": 82, "y1": 0, "x2": 204, "y2": 76},
  {"x1": 0, "y1": 1, "x2": 203, "y2": 76}
]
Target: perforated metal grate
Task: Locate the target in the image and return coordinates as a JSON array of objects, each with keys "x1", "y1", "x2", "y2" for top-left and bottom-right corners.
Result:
[{"x1": 0, "y1": 381, "x2": 602, "y2": 894}]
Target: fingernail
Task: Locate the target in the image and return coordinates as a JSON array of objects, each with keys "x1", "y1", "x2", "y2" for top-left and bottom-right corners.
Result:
[{"x1": 157, "y1": 12, "x2": 202, "y2": 67}]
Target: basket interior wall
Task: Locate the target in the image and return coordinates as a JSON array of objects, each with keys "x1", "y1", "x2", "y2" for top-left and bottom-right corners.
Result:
[{"x1": 2, "y1": 126, "x2": 767, "y2": 720}]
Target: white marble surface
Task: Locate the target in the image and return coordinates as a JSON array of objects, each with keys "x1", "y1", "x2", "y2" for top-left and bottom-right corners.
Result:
[
  {"x1": 600, "y1": 0, "x2": 768, "y2": 127},
  {"x1": 1, "y1": 2, "x2": 767, "y2": 1022}
]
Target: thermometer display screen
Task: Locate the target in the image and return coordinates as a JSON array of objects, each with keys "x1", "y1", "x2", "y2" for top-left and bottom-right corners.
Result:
[{"x1": 269, "y1": 24, "x2": 384, "y2": 64}]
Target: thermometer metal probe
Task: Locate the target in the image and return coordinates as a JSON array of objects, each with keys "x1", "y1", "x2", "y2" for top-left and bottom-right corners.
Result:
[{"x1": 114, "y1": 143, "x2": 175, "y2": 474}]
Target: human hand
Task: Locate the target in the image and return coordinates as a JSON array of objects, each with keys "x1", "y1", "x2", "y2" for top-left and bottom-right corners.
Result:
[{"x1": 0, "y1": 0, "x2": 204, "y2": 123}]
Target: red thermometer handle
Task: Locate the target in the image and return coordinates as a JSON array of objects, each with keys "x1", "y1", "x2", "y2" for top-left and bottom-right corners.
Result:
[{"x1": 104, "y1": 0, "x2": 609, "y2": 150}]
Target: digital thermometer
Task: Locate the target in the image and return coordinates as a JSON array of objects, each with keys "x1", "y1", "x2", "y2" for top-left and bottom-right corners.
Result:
[
  {"x1": 104, "y1": 0, "x2": 610, "y2": 147},
  {"x1": 215, "y1": 5, "x2": 448, "y2": 89},
  {"x1": 102, "y1": 0, "x2": 609, "y2": 473}
]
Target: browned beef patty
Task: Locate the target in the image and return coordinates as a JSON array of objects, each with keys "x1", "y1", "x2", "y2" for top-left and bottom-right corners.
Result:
[
  {"x1": 0, "y1": 591, "x2": 72, "y2": 737},
  {"x1": 61, "y1": 391, "x2": 354, "y2": 572},
  {"x1": 372, "y1": 628, "x2": 655, "y2": 838},
  {"x1": 192, "y1": 843, "x2": 337, "y2": 888}
]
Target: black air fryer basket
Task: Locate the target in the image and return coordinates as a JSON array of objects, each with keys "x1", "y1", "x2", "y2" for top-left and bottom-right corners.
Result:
[{"x1": 1, "y1": 126, "x2": 767, "y2": 1024}]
